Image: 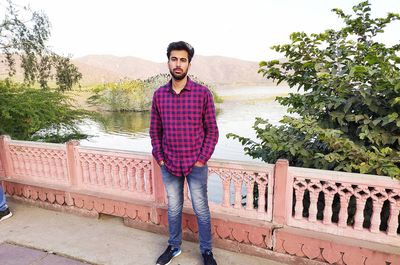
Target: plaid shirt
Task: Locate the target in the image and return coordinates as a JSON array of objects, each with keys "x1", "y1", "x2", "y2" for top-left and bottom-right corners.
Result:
[{"x1": 150, "y1": 77, "x2": 219, "y2": 177}]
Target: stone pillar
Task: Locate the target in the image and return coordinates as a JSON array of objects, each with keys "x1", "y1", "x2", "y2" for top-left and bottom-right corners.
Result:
[
  {"x1": 66, "y1": 140, "x2": 81, "y2": 188},
  {"x1": 272, "y1": 159, "x2": 290, "y2": 225},
  {"x1": 0, "y1": 135, "x2": 14, "y2": 178}
]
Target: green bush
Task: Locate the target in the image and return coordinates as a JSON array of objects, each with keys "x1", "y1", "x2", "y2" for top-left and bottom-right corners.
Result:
[
  {"x1": 88, "y1": 74, "x2": 222, "y2": 112},
  {"x1": 228, "y1": 1, "x2": 400, "y2": 179},
  {"x1": 0, "y1": 80, "x2": 92, "y2": 143}
]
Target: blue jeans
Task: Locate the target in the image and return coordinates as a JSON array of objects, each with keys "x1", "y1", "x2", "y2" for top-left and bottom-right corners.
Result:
[
  {"x1": 0, "y1": 185, "x2": 8, "y2": 211},
  {"x1": 161, "y1": 165, "x2": 212, "y2": 253}
]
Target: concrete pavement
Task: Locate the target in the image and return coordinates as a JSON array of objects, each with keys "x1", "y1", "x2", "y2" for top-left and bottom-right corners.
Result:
[{"x1": 0, "y1": 199, "x2": 287, "y2": 265}]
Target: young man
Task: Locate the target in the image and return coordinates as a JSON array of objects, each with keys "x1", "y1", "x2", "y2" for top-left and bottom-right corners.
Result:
[
  {"x1": 0, "y1": 185, "x2": 12, "y2": 222},
  {"x1": 150, "y1": 41, "x2": 219, "y2": 265}
]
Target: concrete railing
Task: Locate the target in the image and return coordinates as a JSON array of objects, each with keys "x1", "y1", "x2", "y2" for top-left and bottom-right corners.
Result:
[
  {"x1": 1, "y1": 135, "x2": 399, "y2": 264},
  {"x1": 285, "y1": 166, "x2": 400, "y2": 246}
]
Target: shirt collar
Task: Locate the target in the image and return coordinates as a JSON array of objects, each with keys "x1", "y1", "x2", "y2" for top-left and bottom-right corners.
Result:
[{"x1": 168, "y1": 76, "x2": 194, "y2": 93}]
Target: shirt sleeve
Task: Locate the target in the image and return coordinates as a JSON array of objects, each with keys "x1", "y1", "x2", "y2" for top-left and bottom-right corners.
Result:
[
  {"x1": 149, "y1": 92, "x2": 164, "y2": 163},
  {"x1": 197, "y1": 89, "x2": 219, "y2": 164}
]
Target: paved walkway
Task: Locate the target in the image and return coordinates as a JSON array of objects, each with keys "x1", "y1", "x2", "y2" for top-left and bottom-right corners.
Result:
[{"x1": 0, "y1": 200, "x2": 287, "y2": 265}]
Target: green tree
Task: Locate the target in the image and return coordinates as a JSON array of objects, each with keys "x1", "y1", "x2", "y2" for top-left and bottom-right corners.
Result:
[
  {"x1": 88, "y1": 73, "x2": 222, "y2": 112},
  {"x1": 228, "y1": 1, "x2": 400, "y2": 179},
  {"x1": 0, "y1": 1, "x2": 92, "y2": 142},
  {"x1": 0, "y1": 80, "x2": 91, "y2": 142},
  {"x1": 0, "y1": 0, "x2": 81, "y2": 91}
]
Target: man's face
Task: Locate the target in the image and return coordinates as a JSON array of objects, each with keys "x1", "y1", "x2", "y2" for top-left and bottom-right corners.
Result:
[{"x1": 168, "y1": 50, "x2": 190, "y2": 81}]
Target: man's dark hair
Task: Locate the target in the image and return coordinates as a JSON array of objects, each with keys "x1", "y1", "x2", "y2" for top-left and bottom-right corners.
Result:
[{"x1": 167, "y1": 41, "x2": 195, "y2": 62}]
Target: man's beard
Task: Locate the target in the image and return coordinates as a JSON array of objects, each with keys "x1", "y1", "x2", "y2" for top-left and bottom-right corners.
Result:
[{"x1": 169, "y1": 68, "x2": 188, "y2": 81}]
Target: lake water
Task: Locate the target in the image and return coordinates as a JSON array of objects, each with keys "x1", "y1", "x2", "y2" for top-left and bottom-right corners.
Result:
[{"x1": 78, "y1": 85, "x2": 294, "y2": 203}]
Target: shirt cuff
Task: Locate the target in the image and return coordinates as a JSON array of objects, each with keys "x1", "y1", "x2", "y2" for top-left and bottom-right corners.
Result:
[{"x1": 197, "y1": 154, "x2": 208, "y2": 165}]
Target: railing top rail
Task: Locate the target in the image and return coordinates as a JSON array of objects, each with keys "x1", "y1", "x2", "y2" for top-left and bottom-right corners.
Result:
[
  {"x1": 78, "y1": 146, "x2": 153, "y2": 160},
  {"x1": 288, "y1": 166, "x2": 400, "y2": 188},
  {"x1": 9, "y1": 140, "x2": 65, "y2": 150},
  {"x1": 208, "y1": 158, "x2": 274, "y2": 172}
]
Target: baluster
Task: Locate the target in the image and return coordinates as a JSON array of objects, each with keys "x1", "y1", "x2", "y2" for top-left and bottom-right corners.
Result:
[
  {"x1": 30, "y1": 154, "x2": 37, "y2": 177},
  {"x1": 110, "y1": 164, "x2": 118, "y2": 187},
  {"x1": 246, "y1": 182, "x2": 254, "y2": 210},
  {"x1": 338, "y1": 197, "x2": 349, "y2": 227},
  {"x1": 24, "y1": 154, "x2": 31, "y2": 177},
  {"x1": 49, "y1": 157, "x2": 57, "y2": 179},
  {"x1": 36, "y1": 155, "x2": 44, "y2": 178},
  {"x1": 323, "y1": 194, "x2": 334, "y2": 225},
  {"x1": 294, "y1": 189, "x2": 305, "y2": 219},
  {"x1": 147, "y1": 169, "x2": 153, "y2": 194},
  {"x1": 98, "y1": 163, "x2": 105, "y2": 186},
  {"x1": 105, "y1": 164, "x2": 112, "y2": 187},
  {"x1": 387, "y1": 202, "x2": 399, "y2": 236},
  {"x1": 144, "y1": 168, "x2": 152, "y2": 194},
  {"x1": 82, "y1": 161, "x2": 90, "y2": 184},
  {"x1": 234, "y1": 181, "x2": 242, "y2": 209},
  {"x1": 309, "y1": 191, "x2": 319, "y2": 222},
  {"x1": 120, "y1": 165, "x2": 128, "y2": 190},
  {"x1": 354, "y1": 198, "x2": 366, "y2": 230},
  {"x1": 222, "y1": 179, "x2": 231, "y2": 207},
  {"x1": 43, "y1": 158, "x2": 50, "y2": 179},
  {"x1": 370, "y1": 200, "x2": 383, "y2": 233},
  {"x1": 137, "y1": 168, "x2": 145, "y2": 192},
  {"x1": 17, "y1": 152, "x2": 25, "y2": 177},
  {"x1": 54, "y1": 156, "x2": 63, "y2": 180},
  {"x1": 258, "y1": 183, "x2": 266, "y2": 213},
  {"x1": 13, "y1": 153, "x2": 21, "y2": 176},
  {"x1": 128, "y1": 166, "x2": 136, "y2": 191},
  {"x1": 88, "y1": 161, "x2": 97, "y2": 184},
  {"x1": 24, "y1": 153, "x2": 30, "y2": 177},
  {"x1": 61, "y1": 157, "x2": 68, "y2": 180}
]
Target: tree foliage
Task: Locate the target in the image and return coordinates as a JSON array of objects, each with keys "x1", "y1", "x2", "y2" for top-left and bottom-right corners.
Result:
[
  {"x1": 0, "y1": 0, "x2": 81, "y2": 91},
  {"x1": 0, "y1": 80, "x2": 91, "y2": 142},
  {"x1": 88, "y1": 73, "x2": 223, "y2": 112},
  {"x1": 228, "y1": 1, "x2": 400, "y2": 179}
]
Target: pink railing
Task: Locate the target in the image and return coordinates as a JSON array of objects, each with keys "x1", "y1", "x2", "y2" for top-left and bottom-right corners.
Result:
[
  {"x1": 206, "y1": 160, "x2": 274, "y2": 221},
  {"x1": 287, "y1": 166, "x2": 400, "y2": 246},
  {"x1": 8, "y1": 140, "x2": 69, "y2": 186},
  {"x1": 0, "y1": 151, "x2": 4, "y2": 177},
  {"x1": 76, "y1": 146, "x2": 154, "y2": 201},
  {"x1": 0, "y1": 135, "x2": 399, "y2": 247}
]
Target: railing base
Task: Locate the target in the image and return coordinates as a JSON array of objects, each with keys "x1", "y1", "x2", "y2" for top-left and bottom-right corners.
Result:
[{"x1": 3, "y1": 179, "x2": 399, "y2": 265}]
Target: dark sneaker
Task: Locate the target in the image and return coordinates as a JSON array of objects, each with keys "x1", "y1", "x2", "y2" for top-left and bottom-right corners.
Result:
[
  {"x1": 202, "y1": 250, "x2": 217, "y2": 265},
  {"x1": 0, "y1": 207, "x2": 12, "y2": 222},
  {"x1": 156, "y1": 245, "x2": 181, "y2": 265}
]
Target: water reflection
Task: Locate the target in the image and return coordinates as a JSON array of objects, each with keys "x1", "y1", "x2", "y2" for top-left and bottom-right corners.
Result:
[{"x1": 98, "y1": 111, "x2": 150, "y2": 136}]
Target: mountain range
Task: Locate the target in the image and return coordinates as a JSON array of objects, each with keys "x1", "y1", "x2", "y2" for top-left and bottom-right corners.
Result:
[
  {"x1": 1, "y1": 54, "x2": 274, "y2": 86},
  {"x1": 73, "y1": 55, "x2": 273, "y2": 86}
]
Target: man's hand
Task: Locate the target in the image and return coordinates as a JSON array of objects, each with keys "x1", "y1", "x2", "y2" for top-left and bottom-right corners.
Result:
[{"x1": 194, "y1": 161, "x2": 205, "y2": 167}]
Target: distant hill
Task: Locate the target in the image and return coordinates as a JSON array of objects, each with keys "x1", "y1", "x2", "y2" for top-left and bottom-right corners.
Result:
[
  {"x1": 1, "y1": 54, "x2": 275, "y2": 87},
  {"x1": 73, "y1": 55, "x2": 273, "y2": 86}
]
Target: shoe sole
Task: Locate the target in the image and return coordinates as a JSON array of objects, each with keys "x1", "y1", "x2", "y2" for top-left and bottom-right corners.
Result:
[
  {"x1": 0, "y1": 212, "x2": 12, "y2": 222},
  {"x1": 156, "y1": 249, "x2": 182, "y2": 265}
]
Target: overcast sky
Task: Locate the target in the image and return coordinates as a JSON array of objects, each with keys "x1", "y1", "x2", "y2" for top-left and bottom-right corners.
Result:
[{"x1": 5, "y1": 0, "x2": 400, "y2": 62}]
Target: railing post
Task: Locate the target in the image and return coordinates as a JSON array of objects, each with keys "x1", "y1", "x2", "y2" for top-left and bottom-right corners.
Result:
[
  {"x1": 272, "y1": 159, "x2": 290, "y2": 225},
  {"x1": 0, "y1": 135, "x2": 14, "y2": 178},
  {"x1": 152, "y1": 157, "x2": 165, "y2": 205},
  {"x1": 66, "y1": 140, "x2": 81, "y2": 188}
]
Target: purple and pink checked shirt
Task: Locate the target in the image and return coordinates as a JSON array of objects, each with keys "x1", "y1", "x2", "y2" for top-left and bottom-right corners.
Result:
[{"x1": 150, "y1": 77, "x2": 219, "y2": 177}]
